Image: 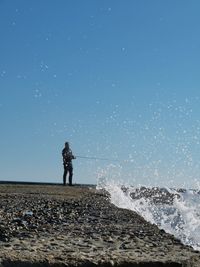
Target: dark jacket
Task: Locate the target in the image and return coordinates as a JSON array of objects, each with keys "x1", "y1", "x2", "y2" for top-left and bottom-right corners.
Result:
[{"x1": 62, "y1": 148, "x2": 75, "y2": 165}]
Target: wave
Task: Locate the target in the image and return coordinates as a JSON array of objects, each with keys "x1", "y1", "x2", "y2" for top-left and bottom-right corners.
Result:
[{"x1": 97, "y1": 178, "x2": 200, "y2": 251}]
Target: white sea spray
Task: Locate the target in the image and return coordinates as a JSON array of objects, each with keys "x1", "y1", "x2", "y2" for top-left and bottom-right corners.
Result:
[{"x1": 97, "y1": 177, "x2": 200, "y2": 251}]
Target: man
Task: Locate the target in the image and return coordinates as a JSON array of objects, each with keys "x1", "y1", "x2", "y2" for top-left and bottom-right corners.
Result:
[{"x1": 62, "y1": 142, "x2": 76, "y2": 186}]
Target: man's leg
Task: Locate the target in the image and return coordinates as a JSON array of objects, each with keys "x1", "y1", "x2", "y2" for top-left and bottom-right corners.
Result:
[
  {"x1": 68, "y1": 166, "x2": 73, "y2": 186},
  {"x1": 63, "y1": 167, "x2": 67, "y2": 186}
]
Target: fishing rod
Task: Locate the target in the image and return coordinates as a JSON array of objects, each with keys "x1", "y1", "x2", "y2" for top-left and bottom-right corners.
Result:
[
  {"x1": 75, "y1": 155, "x2": 133, "y2": 163},
  {"x1": 76, "y1": 155, "x2": 120, "y2": 162}
]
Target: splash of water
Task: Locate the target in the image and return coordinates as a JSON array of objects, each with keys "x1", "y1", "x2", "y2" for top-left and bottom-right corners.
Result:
[{"x1": 97, "y1": 177, "x2": 200, "y2": 251}]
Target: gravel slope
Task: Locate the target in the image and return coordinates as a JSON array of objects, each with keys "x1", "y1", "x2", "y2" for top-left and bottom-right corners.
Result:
[{"x1": 0, "y1": 184, "x2": 200, "y2": 267}]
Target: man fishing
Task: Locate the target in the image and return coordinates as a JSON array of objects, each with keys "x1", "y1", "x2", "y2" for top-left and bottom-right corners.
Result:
[{"x1": 62, "y1": 142, "x2": 76, "y2": 186}]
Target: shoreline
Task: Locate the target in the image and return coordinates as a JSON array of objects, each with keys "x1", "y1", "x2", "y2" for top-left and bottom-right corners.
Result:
[
  {"x1": 0, "y1": 184, "x2": 200, "y2": 267},
  {"x1": 0, "y1": 180, "x2": 96, "y2": 187}
]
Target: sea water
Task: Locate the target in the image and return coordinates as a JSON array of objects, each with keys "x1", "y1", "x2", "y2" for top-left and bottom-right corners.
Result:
[
  {"x1": 93, "y1": 99, "x2": 200, "y2": 249},
  {"x1": 97, "y1": 178, "x2": 200, "y2": 251}
]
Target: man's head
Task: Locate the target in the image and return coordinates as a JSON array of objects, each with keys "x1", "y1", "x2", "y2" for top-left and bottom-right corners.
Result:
[{"x1": 65, "y1": 142, "x2": 69, "y2": 149}]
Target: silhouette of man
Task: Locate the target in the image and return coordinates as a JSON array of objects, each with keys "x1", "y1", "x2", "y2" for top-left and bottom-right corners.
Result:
[{"x1": 62, "y1": 142, "x2": 76, "y2": 186}]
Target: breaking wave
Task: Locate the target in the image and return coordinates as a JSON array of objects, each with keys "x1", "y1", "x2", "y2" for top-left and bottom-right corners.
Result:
[{"x1": 97, "y1": 178, "x2": 200, "y2": 251}]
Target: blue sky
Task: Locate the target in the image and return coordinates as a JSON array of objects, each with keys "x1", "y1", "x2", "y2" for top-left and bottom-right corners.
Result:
[{"x1": 0, "y1": 1, "x2": 200, "y2": 187}]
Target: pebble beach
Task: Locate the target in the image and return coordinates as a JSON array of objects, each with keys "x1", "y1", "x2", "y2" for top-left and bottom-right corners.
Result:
[{"x1": 0, "y1": 183, "x2": 200, "y2": 267}]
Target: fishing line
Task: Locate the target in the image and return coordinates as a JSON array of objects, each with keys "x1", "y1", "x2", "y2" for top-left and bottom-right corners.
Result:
[
  {"x1": 75, "y1": 155, "x2": 133, "y2": 163},
  {"x1": 76, "y1": 155, "x2": 117, "y2": 161}
]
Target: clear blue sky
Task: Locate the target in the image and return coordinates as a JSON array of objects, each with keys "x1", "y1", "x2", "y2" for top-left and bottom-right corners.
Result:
[{"x1": 0, "y1": 1, "x2": 200, "y2": 187}]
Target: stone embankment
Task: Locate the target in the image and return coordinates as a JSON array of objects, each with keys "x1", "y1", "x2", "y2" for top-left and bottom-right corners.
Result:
[{"x1": 0, "y1": 184, "x2": 200, "y2": 267}]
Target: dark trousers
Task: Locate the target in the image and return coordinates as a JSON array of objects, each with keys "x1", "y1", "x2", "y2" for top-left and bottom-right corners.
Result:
[{"x1": 63, "y1": 163, "x2": 73, "y2": 186}]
